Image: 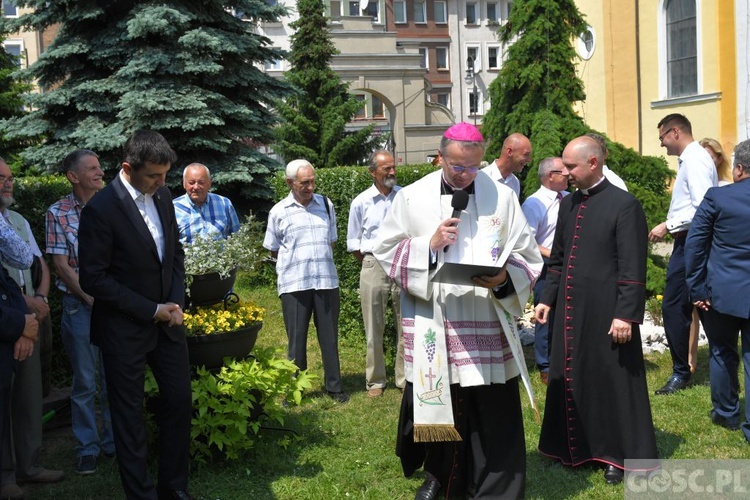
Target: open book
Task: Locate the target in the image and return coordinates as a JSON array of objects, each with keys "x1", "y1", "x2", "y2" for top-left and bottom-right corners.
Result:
[{"x1": 430, "y1": 230, "x2": 522, "y2": 286}]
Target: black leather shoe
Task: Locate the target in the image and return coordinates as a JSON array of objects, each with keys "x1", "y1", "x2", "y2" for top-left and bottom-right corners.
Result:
[
  {"x1": 710, "y1": 409, "x2": 740, "y2": 431},
  {"x1": 415, "y1": 478, "x2": 441, "y2": 500},
  {"x1": 654, "y1": 376, "x2": 688, "y2": 395},
  {"x1": 604, "y1": 465, "x2": 624, "y2": 485},
  {"x1": 327, "y1": 391, "x2": 350, "y2": 404},
  {"x1": 157, "y1": 489, "x2": 193, "y2": 500}
]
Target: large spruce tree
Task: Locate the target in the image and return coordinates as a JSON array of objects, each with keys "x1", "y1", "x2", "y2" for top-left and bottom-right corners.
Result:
[
  {"x1": 0, "y1": 38, "x2": 33, "y2": 164},
  {"x1": 273, "y1": 0, "x2": 376, "y2": 167},
  {"x1": 0, "y1": 1, "x2": 290, "y2": 198},
  {"x1": 483, "y1": 0, "x2": 588, "y2": 165}
]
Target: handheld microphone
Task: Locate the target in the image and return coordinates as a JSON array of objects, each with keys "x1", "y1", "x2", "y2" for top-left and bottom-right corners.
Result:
[{"x1": 444, "y1": 189, "x2": 469, "y2": 252}]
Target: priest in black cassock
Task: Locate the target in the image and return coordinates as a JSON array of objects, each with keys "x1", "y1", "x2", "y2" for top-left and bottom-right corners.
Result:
[{"x1": 534, "y1": 136, "x2": 657, "y2": 485}]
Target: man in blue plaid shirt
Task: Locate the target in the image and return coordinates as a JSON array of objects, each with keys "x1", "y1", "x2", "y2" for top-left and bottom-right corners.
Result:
[{"x1": 173, "y1": 163, "x2": 240, "y2": 244}]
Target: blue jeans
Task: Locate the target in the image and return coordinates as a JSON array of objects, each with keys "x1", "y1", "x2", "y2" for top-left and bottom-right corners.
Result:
[
  {"x1": 60, "y1": 294, "x2": 115, "y2": 457},
  {"x1": 533, "y1": 266, "x2": 553, "y2": 373}
]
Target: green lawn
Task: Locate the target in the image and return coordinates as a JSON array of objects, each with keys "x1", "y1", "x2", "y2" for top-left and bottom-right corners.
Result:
[{"x1": 25, "y1": 285, "x2": 750, "y2": 499}]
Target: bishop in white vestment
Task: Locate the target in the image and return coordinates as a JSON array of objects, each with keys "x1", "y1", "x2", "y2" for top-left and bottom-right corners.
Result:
[{"x1": 373, "y1": 123, "x2": 542, "y2": 500}]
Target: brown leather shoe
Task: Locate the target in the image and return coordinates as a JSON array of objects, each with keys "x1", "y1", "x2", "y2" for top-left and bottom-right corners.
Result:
[
  {"x1": 367, "y1": 388, "x2": 384, "y2": 398},
  {"x1": 540, "y1": 371, "x2": 549, "y2": 385}
]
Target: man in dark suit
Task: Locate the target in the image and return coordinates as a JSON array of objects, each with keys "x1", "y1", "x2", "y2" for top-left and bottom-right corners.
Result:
[
  {"x1": 686, "y1": 138, "x2": 750, "y2": 441},
  {"x1": 79, "y1": 130, "x2": 192, "y2": 500}
]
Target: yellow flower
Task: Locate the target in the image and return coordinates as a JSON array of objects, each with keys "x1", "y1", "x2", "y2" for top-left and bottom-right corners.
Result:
[
  {"x1": 656, "y1": 295, "x2": 663, "y2": 301},
  {"x1": 183, "y1": 300, "x2": 265, "y2": 336}
]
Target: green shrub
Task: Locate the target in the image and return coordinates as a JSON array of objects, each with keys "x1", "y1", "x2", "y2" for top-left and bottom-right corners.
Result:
[
  {"x1": 145, "y1": 348, "x2": 314, "y2": 463},
  {"x1": 13, "y1": 175, "x2": 74, "y2": 387},
  {"x1": 269, "y1": 164, "x2": 437, "y2": 343}
]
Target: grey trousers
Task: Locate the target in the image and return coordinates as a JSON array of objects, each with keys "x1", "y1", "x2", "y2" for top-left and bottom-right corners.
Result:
[{"x1": 280, "y1": 288, "x2": 343, "y2": 393}]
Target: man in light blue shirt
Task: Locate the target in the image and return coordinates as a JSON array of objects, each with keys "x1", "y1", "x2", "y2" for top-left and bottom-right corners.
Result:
[
  {"x1": 649, "y1": 113, "x2": 718, "y2": 395},
  {"x1": 347, "y1": 150, "x2": 404, "y2": 398},
  {"x1": 173, "y1": 163, "x2": 240, "y2": 244}
]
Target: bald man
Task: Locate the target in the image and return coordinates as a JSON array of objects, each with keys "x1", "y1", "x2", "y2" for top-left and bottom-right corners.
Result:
[
  {"x1": 535, "y1": 136, "x2": 657, "y2": 485},
  {"x1": 482, "y1": 133, "x2": 532, "y2": 197},
  {"x1": 173, "y1": 163, "x2": 240, "y2": 244}
]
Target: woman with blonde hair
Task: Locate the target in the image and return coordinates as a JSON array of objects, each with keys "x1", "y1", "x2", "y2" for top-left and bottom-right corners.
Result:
[
  {"x1": 700, "y1": 138, "x2": 732, "y2": 186},
  {"x1": 687, "y1": 138, "x2": 733, "y2": 374}
]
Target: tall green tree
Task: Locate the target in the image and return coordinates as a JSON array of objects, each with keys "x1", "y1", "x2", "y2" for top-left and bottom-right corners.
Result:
[
  {"x1": 273, "y1": 0, "x2": 376, "y2": 167},
  {"x1": 483, "y1": 0, "x2": 588, "y2": 164},
  {"x1": 0, "y1": 1, "x2": 290, "y2": 199},
  {"x1": 0, "y1": 40, "x2": 33, "y2": 163}
]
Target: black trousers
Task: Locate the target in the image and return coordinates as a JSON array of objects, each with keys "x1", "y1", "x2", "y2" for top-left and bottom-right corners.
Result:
[
  {"x1": 103, "y1": 331, "x2": 192, "y2": 500},
  {"x1": 397, "y1": 378, "x2": 526, "y2": 499}
]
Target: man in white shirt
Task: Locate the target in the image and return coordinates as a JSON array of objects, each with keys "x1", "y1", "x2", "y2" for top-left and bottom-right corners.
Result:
[
  {"x1": 263, "y1": 160, "x2": 348, "y2": 404},
  {"x1": 482, "y1": 133, "x2": 532, "y2": 197},
  {"x1": 586, "y1": 133, "x2": 628, "y2": 191},
  {"x1": 521, "y1": 157, "x2": 569, "y2": 385},
  {"x1": 347, "y1": 151, "x2": 404, "y2": 398},
  {"x1": 649, "y1": 113, "x2": 718, "y2": 395}
]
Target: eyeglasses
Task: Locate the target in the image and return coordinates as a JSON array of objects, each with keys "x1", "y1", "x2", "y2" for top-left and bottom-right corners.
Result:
[
  {"x1": 549, "y1": 170, "x2": 566, "y2": 175},
  {"x1": 659, "y1": 128, "x2": 676, "y2": 143},
  {"x1": 0, "y1": 175, "x2": 14, "y2": 185},
  {"x1": 442, "y1": 158, "x2": 479, "y2": 174}
]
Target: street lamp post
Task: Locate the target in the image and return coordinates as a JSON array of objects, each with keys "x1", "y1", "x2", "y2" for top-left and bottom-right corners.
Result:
[{"x1": 465, "y1": 56, "x2": 478, "y2": 126}]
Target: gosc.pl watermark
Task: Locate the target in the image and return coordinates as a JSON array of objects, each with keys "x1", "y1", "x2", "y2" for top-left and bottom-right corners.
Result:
[{"x1": 625, "y1": 460, "x2": 750, "y2": 499}]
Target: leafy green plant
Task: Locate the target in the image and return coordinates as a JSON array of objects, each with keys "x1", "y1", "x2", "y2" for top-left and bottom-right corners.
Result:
[
  {"x1": 145, "y1": 347, "x2": 314, "y2": 463},
  {"x1": 183, "y1": 215, "x2": 265, "y2": 281}
]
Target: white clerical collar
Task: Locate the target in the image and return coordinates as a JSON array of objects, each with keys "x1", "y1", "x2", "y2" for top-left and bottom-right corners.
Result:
[{"x1": 579, "y1": 176, "x2": 606, "y2": 195}]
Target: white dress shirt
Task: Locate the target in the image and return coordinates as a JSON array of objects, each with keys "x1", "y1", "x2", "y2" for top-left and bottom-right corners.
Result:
[
  {"x1": 482, "y1": 162, "x2": 520, "y2": 197},
  {"x1": 119, "y1": 170, "x2": 165, "y2": 262},
  {"x1": 521, "y1": 186, "x2": 569, "y2": 250},
  {"x1": 666, "y1": 141, "x2": 718, "y2": 233},
  {"x1": 346, "y1": 184, "x2": 400, "y2": 254}
]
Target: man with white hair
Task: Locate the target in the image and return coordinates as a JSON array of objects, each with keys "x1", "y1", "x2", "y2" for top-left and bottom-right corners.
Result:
[
  {"x1": 173, "y1": 163, "x2": 240, "y2": 244},
  {"x1": 263, "y1": 160, "x2": 348, "y2": 404}
]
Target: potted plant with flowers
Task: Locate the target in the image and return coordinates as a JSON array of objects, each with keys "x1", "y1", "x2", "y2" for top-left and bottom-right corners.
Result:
[
  {"x1": 183, "y1": 298, "x2": 264, "y2": 369},
  {"x1": 183, "y1": 216, "x2": 262, "y2": 306},
  {"x1": 182, "y1": 216, "x2": 267, "y2": 368}
]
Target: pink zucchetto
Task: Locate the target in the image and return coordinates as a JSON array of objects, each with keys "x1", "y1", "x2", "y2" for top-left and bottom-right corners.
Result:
[{"x1": 443, "y1": 122, "x2": 484, "y2": 142}]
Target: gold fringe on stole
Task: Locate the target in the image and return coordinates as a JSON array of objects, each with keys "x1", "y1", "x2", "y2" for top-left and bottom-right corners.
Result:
[{"x1": 413, "y1": 424, "x2": 463, "y2": 443}]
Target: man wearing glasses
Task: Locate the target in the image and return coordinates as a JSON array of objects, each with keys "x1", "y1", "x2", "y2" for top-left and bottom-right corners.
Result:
[
  {"x1": 521, "y1": 157, "x2": 569, "y2": 385},
  {"x1": 374, "y1": 123, "x2": 542, "y2": 499},
  {"x1": 649, "y1": 113, "x2": 717, "y2": 396},
  {"x1": 482, "y1": 133, "x2": 533, "y2": 197}
]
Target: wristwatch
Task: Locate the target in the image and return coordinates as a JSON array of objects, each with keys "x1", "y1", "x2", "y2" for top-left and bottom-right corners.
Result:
[{"x1": 35, "y1": 294, "x2": 48, "y2": 304}]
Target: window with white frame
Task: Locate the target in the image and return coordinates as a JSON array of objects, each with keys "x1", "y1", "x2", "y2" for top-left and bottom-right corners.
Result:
[
  {"x1": 466, "y1": 2, "x2": 478, "y2": 25},
  {"x1": 468, "y1": 90, "x2": 482, "y2": 115},
  {"x1": 577, "y1": 26, "x2": 595, "y2": 60},
  {"x1": 393, "y1": 1, "x2": 406, "y2": 23},
  {"x1": 665, "y1": 0, "x2": 697, "y2": 97},
  {"x1": 436, "y1": 47, "x2": 449, "y2": 70},
  {"x1": 436, "y1": 93, "x2": 450, "y2": 108},
  {"x1": 414, "y1": 1, "x2": 426, "y2": 23},
  {"x1": 419, "y1": 48, "x2": 428, "y2": 69},
  {"x1": 3, "y1": 42, "x2": 22, "y2": 68},
  {"x1": 264, "y1": 59, "x2": 283, "y2": 71},
  {"x1": 435, "y1": 1, "x2": 447, "y2": 24},
  {"x1": 487, "y1": 2, "x2": 500, "y2": 23},
  {"x1": 466, "y1": 45, "x2": 480, "y2": 72},
  {"x1": 487, "y1": 45, "x2": 501, "y2": 70},
  {"x1": 507, "y1": 2, "x2": 513, "y2": 19},
  {"x1": 328, "y1": 1, "x2": 342, "y2": 20},
  {"x1": 2, "y1": 0, "x2": 17, "y2": 17}
]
